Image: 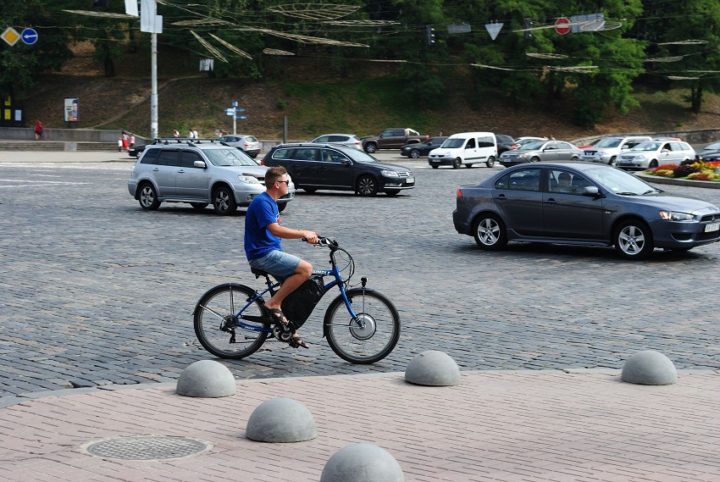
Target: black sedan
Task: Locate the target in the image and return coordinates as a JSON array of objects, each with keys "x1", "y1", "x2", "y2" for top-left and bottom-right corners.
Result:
[
  {"x1": 400, "y1": 137, "x2": 447, "y2": 158},
  {"x1": 453, "y1": 162, "x2": 720, "y2": 259}
]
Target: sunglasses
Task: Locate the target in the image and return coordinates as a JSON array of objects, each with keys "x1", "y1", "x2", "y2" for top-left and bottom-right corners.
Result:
[{"x1": 276, "y1": 179, "x2": 290, "y2": 185}]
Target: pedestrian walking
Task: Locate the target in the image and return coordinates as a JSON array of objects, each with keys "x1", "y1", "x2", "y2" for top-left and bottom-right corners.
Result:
[
  {"x1": 172, "y1": 129, "x2": 180, "y2": 138},
  {"x1": 121, "y1": 132, "x2": 129, "y2": 150},
  {"x1": 129, "y1": 133, "x2": 136, "y2": 149}
]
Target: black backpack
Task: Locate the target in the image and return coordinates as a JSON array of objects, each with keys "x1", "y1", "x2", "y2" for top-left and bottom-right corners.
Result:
[{"x1": 281, "y1": 275, "x2": 326, "y2": 329}]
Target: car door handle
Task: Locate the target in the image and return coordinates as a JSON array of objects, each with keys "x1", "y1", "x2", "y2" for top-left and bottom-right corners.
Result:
[
  {"x1": 177, "y1": 169, "x2": 185, "y2": 173},
  {"x1": 153, "y1": 168, "x2": 159, "y2": 172},
  {"x1": 546, "y1": 197, "x2": 557, "y2": 203},
  {"x1": 496, "y1": 194, "x2": 506, "y2": 200}
]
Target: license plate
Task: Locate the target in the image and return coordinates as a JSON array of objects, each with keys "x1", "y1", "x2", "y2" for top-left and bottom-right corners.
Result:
[
  {"x1": 705, "y1": 222, "x2": 720, "y2": 233},
  {"x1": 406, "y1": 177, "x2": 414, "y2": 184}
]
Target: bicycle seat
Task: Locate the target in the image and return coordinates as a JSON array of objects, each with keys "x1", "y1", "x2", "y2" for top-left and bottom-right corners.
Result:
[{"x1": 251, "y1": 267, "x2": 270, "y2": 278}]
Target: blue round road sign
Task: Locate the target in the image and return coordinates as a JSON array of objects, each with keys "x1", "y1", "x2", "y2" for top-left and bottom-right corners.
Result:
[{"x1": 21, "y1": 28, "x2": 39, "y2": 45}]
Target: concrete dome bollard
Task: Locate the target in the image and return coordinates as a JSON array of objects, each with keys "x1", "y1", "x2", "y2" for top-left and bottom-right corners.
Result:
[
  {"x1": 621, "y1": 350, "x2": 677, "y2": 386},
  {"x1": 246, "y1": 397, "x2": 316, "y2": 443},
  {"x1": 405, "y1": 350, "x2": 460, "y2": 386},
  {"x1": 176, "y1": 360, "x2": 236, "y2": 397},
  {"x1": 321, "y1": 443, "x2": 404, "y2": 482}
]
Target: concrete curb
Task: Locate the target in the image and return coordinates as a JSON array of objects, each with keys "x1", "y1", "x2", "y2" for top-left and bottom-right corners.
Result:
[{"x1": 637, "y1": 172, "x2": 720, "y2": 189}]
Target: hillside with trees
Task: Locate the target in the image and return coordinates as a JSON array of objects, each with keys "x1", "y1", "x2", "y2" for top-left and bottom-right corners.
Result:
[{"x1": 2, "y1": 0, "x2": 720, "y2": 137}]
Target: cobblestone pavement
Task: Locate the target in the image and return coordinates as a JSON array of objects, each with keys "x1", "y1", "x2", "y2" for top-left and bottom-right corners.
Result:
[{"x1": 1, "y1": 152, "x2": 719, "y2": 397}]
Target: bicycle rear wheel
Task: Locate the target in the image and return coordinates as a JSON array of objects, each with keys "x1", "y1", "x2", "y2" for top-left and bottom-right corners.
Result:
[
  {"x1": 193, "y1": 283, "x2": 269, "y2": 359},
  {"x1": 324, "y1": 288, "x2": 400, "y2": 364}
]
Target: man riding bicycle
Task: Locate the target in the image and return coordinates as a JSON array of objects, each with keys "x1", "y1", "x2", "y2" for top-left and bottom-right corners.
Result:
[{"x1": 244, "y1": 166, "x2": 318, "y2": 348}]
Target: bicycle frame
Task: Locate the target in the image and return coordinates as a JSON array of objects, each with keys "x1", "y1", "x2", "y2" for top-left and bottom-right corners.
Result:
[{"x1": 233, "y1": 263, "x2": 358, "y2": 334}]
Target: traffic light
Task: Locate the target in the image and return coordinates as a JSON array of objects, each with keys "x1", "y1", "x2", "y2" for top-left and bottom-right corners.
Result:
[
  {"x1": 425, "y1": 25, "x2": 436, "y2": 46},
  {"x1": 524, "y1": 18, "x2": 534, "y2": 40}
]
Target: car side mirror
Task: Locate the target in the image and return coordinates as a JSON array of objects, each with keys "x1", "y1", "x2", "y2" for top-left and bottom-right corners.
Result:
[
  {"x1": 194, "y1": 160, "x2": 206, "y2": 168},
  {"x1": 582, "y1": 186, "x2": 600, "y2": 197}
]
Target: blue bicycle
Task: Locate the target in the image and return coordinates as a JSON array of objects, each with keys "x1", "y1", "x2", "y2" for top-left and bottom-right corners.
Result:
[{"x1": 193, "y1": 237, "x2": 400, "y2": 364}]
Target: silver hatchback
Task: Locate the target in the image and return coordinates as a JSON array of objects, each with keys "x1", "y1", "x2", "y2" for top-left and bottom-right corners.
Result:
[{"x1": 128, "y1": 140, "x2": 295, "y2": 215}]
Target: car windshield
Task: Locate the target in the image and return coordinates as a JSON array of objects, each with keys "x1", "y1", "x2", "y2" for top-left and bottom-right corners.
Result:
[
  {"x1": 584, "y1": 166, "x2": 658, "y2": 195},
  {"x1": 441, "y1": 138, "x2": 466, "y2": 148},
  {"x1": 204, "y1": 148, "x2": 257, "y2": 166},
  {"x1": 630, "y1": 142, "x2": 661, "y2": 152},
  {"x1": 518, "y1": 140, "x2": 545, "y2": 151},
  {"x1": 596, "y1": 138, "x2": 622, "y2": 148},
  {"x1": 344, "y1": 148, "x2": 378, "y2": 163}
]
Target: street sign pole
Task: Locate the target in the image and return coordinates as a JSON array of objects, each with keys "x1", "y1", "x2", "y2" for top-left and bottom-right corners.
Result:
[
  {"x1": 150, "y1": 31, "x2": 158, "y2": 139},
  {"x1": 233, "y1": 109, "x2": 236, "y2": 135}
]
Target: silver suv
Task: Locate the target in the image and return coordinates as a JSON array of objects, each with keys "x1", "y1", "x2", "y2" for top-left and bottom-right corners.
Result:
[{"x1": 128, "y1": 139, "x2": 295, "y2": 215}]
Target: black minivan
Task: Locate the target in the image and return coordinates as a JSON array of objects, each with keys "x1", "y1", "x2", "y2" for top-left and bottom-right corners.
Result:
[{"x1": 262, "y1": 143, "x2": 415, "y2": 196}]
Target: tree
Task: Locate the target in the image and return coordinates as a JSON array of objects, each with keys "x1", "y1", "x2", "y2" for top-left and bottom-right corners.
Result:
[
  {"x1": 0, "y1": 0, "x2": 72, "y2": 97},
  {"x1": 633, "y1": 0, "x2": 720, "y2": 113}
]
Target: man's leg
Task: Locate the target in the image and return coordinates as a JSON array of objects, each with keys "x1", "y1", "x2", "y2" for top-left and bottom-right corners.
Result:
[{"x1": 265, "y1": 259, "x2": 313, "y2": 310}]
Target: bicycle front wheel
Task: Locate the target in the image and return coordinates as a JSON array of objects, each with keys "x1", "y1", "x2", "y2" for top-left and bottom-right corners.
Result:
[
  {"x1": 324, "y1": 288, "x2": 400, "y2": 364},
  {"x1": 193, "y1": 283, "x2": 269, "y2": 359}
]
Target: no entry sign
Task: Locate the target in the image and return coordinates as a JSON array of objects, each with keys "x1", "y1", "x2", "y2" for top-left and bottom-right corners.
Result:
[{"x1": 555, "y1": 17, "x2": 571, "y2": 35}]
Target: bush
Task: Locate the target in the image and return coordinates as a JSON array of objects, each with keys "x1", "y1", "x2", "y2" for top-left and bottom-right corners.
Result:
[{"x1": 672, "y1": 164, "x2": 700, "y2": 178}]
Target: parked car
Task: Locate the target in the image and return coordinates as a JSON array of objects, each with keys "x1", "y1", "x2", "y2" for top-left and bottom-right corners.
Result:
[
  {"x1": 616, "y1": 140, "x2": 696, "y2": 170},
  {"x1": 428, "y1": 132, "x2": 498, "y2": 169},
  {"x1": 400, "y1": 136, "x2": 447, "y2": 158},
  {"x1": 217, "y1": 134, "x2": 262, "y2": 158},
  {"x1": 511, "y1": 136, "x2": 547, "y2": 150},
  {"x1": 128, "y1": 139, "x2": 294, "y2": 214},
  {"x1": 582, "y1": 136, "x2": 652, "y2": 165},
  {"x1": 261, "y1": 143, "x2": 414, "y2": 196},
  {"x1": 361, "y1": 128, "x2": 430, "y2": 153},
  {"x1": 453, "y1": 162, "x2": 720, "y2": 259},
  {"x1": 310, "y1": 133, "x2": 363, "y2": 150},
  {"x1": 129, "y1": 144, "x2": 146, "y2": 158},
  {"x1": 699, "y1": 141, "x2": 720, "y2": 160},
  {"x1": 499, "y1": 140, "x2": 583, "y2": 167},
  {"x1": 495, "y1": 134, "x2": 515, "y2": 154}
]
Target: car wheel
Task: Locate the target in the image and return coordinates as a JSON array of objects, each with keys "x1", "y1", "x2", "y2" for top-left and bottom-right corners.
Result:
[
  {"x1": 614, "y1": 219, "x2": 654, "y2": 260},
  {"x1": 465, "y1": 163, "x2": 473, "y2": 168},
  {"x1": 472, "y1": 214, "x2": 507, "y2": 250},
  {"x1": 364, "y1": 143, "x2": 377, "y2": 153},
  {"x1": 190, "y1": 203, "x2": 208, "y2": 211},
  {"x1": 410, "y1": 149, "x2": 420, "y2": 159},
  {"x1": 452, "y1": 158, "x2": 462, "y2": 169},
  {"x1": 649, "y1": 160, "x2": 658, "y2": 169},
  {"x1": 609, "y1": 156, "x2": 617, "y2": 166},
  {"x1": 385, "y1": 189, "x2": 400, "y2": 197},
  {"x1": 138, "y1": 182, "x2": 160, "y2": 210},
  {"x1": 212, "y1": 185, "x2": 237, "y2": 215},
  {"x1": 356, "y1": 175, "x2": 378, "y2": 196},
  {"x1": 303, "y1": 187, "x2": 317, "y2": 194},
  {"x1": 531, "y1": 156, "x2": 540, "y2": 163},
  {"x1": 571, "y1": 156, "x2": 579, "y2": 161},
  {"x1": 486, "y1": 156, "x2": 496, "y2": 168},
  {"x1": 431, "y1": 164, "x2": 439, "y2": 169}
]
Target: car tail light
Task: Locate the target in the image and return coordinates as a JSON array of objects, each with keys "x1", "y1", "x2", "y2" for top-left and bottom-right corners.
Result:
[{"x1": 456, "y1": 188, "x2": 463, "y2": 199}]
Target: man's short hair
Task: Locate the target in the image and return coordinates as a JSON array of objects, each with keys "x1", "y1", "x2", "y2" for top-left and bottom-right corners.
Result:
[{"x1": 266, "y1": 166, "x2": 287, "y2": 186}]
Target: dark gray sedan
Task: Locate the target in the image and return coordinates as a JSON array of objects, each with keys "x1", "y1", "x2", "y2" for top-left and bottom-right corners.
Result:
[{"x1": 453, "y1": 162, "x2": 720, "y2": 259}]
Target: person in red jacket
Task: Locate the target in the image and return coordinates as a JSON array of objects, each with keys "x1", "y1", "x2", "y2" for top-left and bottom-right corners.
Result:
[{"x1": 34, "y1": 120, "x2": 44, "y2": 140}]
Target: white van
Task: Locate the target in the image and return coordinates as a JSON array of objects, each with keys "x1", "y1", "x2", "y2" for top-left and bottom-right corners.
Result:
[{"x1": 428, "y1": 132, "x2": 498, "y2": 168}]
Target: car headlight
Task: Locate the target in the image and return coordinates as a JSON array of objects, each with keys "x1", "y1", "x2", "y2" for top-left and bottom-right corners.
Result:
[
  {"x1": 382, "y1": 170, "x2": 399, "y2": 177},
  {"x1": 518, "y1": 153, "x2": 530, "y2": 159},
  {"x1": 238, "y1": 175, "x2": 261, "y2": 184},
  {"x1": 659, "y1": 210, "x2": 694, "y2": 221}
]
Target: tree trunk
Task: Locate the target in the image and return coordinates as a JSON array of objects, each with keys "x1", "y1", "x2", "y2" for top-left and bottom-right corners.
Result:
[{"x1": 690, "y1": 83, "x2": 703, "y2": 114}]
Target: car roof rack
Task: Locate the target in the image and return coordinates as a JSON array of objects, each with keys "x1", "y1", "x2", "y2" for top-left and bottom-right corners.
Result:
[{"x1": 151, "y1": 138, "x2": 222, "y2": 146}]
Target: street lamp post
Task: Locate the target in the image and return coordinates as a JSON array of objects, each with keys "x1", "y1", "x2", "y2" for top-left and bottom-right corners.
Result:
[{"x1": 150, "y1": 32, "x2": 158, "y2": 139}]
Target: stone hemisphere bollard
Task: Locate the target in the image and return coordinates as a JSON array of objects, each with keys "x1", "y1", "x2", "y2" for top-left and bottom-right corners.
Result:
[
  {"x1": 621, "y1": 350, "x2": 678, "y2": 386},
  {"x1": 321, "y1": 442, "x2": 404, "y2": 482},
  {"x1": 405, "y1": 350, "x2": 460, "y2": 386},
  {"x1": 246, "y1": 397, "x2": 316, "y2": 443},
  {"x1": 176, "y1": 360, "x2": 236, "y2": 398}
]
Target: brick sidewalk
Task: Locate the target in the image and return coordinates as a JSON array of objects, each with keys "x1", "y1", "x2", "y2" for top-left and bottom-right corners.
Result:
[{"x1": 1, "y1": 370, "x2": 719, "y2": 481}]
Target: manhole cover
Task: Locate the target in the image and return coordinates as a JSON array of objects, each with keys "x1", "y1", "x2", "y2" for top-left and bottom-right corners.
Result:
[{"x1": 84, "y1": 436, "x2": 211, "y2": 460}]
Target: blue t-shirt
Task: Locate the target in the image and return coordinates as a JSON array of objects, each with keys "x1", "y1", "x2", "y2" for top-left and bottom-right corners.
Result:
[{"x1": 244, "y1": 192, "x2": 282, "y2": 260}]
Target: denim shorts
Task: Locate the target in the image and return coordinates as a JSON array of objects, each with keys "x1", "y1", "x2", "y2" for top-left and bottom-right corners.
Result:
[{"x1": 249, "y1": 250, "x2": 301, "y2": 281}]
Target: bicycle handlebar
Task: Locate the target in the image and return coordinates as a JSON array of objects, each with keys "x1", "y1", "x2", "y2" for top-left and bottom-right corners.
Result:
[{"x1": 302, "y1": 236, "x2": 338, "y2": 248}]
